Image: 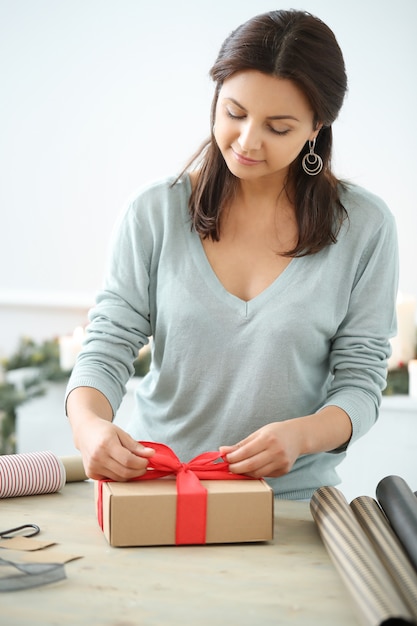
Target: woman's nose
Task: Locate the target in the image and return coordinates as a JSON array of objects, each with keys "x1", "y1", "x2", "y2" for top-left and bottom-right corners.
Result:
[{"x1": 237, "y1": 121, "x2": 262, "y2": 152}]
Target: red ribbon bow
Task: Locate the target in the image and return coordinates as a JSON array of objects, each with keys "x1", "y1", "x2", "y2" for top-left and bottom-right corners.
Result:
[{"x1": 97, "y1": 441, "x2": 250, "y2": 544}]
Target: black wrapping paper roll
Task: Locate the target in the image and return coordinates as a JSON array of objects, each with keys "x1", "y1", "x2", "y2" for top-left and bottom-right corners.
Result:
[{"x1": 376, "y1": 476, "x2": 417, "y2": 573}]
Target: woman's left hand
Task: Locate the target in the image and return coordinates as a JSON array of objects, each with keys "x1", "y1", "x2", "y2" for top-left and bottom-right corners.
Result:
[{"x1": 219, "y1": 421, "x2": 303, "y2": 478}]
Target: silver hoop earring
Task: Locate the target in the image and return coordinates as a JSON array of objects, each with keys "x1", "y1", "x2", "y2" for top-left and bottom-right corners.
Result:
[{"x1": 302, "y1": 138, "x2": 323, "y2": 176}]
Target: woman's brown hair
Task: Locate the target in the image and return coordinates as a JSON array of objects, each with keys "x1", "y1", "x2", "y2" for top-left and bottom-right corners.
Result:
[{"x1": 180, "y1": 10, "x2": 348, "y2": 256}]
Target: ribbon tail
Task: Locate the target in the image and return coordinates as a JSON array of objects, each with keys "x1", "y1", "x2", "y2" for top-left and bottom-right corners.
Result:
[
  {"x1": 97, "y1": 480, "x2": 105, "y2": 530},
  {"x1": 175, "y1": 470, "x2": 207, "y2": 545}
]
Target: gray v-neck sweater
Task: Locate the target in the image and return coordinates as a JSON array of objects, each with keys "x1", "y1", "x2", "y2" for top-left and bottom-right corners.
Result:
[{"x1": 67, "y1": 175, "x2": 398, "y2": 499}]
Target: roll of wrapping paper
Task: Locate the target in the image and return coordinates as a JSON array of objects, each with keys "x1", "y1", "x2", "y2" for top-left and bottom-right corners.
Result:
[
  {"x1": 60, "y1": 455, "x2": 88, "y2": 482},
  {"x1": 0, "y1": 452, "x2": 87, "y2": 498},
  {"x1": 351, "y1": 495, "x2": 417, "y2": 620},
  {"x1": 376, "y1": 475, "x2": 417, "y2": 573},
  {"x1": 310, "y1": 486, "x2": 415, "y2": 626},
  {"x1": 0, "y1": 451, "x2": 66, "y2": 498}
]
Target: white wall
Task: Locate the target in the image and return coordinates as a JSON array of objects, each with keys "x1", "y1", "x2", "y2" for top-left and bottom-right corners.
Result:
[{"x1": 1, "y1": 0, "x2": 416, "y2": 356}]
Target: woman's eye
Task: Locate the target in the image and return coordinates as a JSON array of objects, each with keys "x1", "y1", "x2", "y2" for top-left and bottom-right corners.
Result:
[
  {"x1": 224, "y1": 108, "x2": 290, "y2": 135},
  {"x1": 269, "y1": 127, "x2": 290, "y2": 136},
  {"x1": 226, "y1": 109, "x2": 245, "y2": 120}
]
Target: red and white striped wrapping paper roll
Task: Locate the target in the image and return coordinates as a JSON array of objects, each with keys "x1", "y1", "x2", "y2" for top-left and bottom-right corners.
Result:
[{"x1": 0, "y1": 451, "x2": 66, "y2": 498}]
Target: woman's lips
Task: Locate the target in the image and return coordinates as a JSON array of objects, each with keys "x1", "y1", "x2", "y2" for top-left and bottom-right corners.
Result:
[{"x1": 231, "y1": 148, "x2": 264, "y2": 166}]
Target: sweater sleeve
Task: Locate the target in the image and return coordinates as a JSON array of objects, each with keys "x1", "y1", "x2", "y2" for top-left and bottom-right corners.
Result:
[
  {"x1": 322, "y1": 204, "x2": 399, "y2": 447},
  {"x1": 65, "y1": 196, "x2": 153, "y2": 416}
]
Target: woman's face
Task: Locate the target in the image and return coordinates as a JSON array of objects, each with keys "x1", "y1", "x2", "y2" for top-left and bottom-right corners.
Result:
[{"x1": 214, "y1": 70, "x2": 321, "y2": 185}]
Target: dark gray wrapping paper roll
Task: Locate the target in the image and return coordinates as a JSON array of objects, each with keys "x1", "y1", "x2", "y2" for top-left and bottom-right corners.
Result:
[{"x1": 376, "y1": 476, "x2": 417, "y2": 573}]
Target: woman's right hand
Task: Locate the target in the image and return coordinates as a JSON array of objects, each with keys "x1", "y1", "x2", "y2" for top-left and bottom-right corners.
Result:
[{"x1": 66, "y1": 387, "x2": 155, "y2": 481}]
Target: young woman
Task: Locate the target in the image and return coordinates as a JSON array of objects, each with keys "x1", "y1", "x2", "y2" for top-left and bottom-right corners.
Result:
[{"x1": 66, "y1": 10, "x2": 398, "y2": 500}]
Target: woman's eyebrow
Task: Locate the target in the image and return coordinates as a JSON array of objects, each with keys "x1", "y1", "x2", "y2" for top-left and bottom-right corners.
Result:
[
  {"x1": 267, "y1": 114, "x2": 300, "y2": 121},
  {"x1": 224, "y1": 97, "x2": 299, "y2": 122}
]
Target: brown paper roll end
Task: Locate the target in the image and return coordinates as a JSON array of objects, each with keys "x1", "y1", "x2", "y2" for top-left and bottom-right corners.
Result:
[{"x1": 60, "y1": 456, "x2": 88, "y2": 482}]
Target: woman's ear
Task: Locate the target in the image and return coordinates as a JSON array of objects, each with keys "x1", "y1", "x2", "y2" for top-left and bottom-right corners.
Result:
[{"x1": 310, "y1": 122, "x2": 324, "y2": 141}]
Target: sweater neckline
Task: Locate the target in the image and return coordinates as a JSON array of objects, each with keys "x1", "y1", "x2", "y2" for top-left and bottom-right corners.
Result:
[{"x1": 182, "y1": 174, "x2": 299, "y2": 318}]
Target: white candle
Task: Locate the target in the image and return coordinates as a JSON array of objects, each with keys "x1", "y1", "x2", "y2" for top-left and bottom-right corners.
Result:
[
  {"x1": 388, "y1": 335, "x2": 402, "y2": 371},
  {"x1": 59, "y1": 326, "x2": 85, "y2": 371},
  {"x1": 408, "y1": 360, "x2": 417, "y2": 399},
  {"x1": 388, "y1": 294, "x2": 417, "y2": 369}
]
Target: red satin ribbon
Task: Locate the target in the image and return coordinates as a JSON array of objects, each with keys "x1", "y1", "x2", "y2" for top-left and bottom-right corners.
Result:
[{"x1": 97, "y1": 441, "x2": 249, "y2": 544}]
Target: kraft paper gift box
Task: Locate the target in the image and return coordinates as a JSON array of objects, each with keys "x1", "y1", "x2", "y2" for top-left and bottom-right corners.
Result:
[
  {"x1": 94, "y1": 442, "x2": 274, "y2": 547},
  {"x1": 96, "y1": 477, "x2": 274, "y2": 547}
]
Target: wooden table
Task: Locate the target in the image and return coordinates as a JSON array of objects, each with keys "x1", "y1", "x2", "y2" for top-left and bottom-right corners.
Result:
[{"x1": 0, "y1": 481, "x2": 359, "y2": 625}]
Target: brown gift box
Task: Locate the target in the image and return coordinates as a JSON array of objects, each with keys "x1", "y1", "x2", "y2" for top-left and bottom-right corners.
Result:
[{"x1": 96, "y1": 478, "x2": 274, "y2": 547}]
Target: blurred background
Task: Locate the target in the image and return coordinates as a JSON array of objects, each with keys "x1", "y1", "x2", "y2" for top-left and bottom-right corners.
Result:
[{"x1": 1, "y1": 0, "x2": 416, "y2": 356}]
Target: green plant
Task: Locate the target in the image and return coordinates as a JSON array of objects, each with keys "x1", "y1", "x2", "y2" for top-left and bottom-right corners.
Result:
[
  {"x1": 1, "y1": 336, "x2": 68, "y2": 382},
  {"x1": 0, "y1": 378, "x2": 45, "y2": 455},
  {"x1": 383, "y1": 365, "x2": 409, "y2": 396},
  {"x1": 0, "y1": 336, "x2": 67, "y2": 454}
]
